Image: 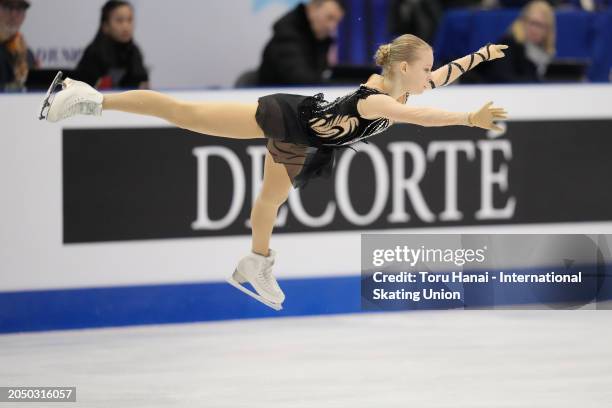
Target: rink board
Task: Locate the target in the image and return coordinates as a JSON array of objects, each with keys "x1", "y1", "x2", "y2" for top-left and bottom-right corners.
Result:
[{"x1": 2, "y1": 85, "x2": 612, "y2": 333}]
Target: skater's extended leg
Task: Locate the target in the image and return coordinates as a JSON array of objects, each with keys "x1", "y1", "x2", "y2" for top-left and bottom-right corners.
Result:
[
  {"x1": 250, "y1": 151, "x2": 292, "y2": 256},
  {"x1": 103, "y1": 90, "x2": 265, "y2": 139}
]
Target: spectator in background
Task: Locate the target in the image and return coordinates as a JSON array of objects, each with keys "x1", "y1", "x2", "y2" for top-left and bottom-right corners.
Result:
[
  {"x1": 74, "y1": 0, "x2": 148, "y2": 90},
  {"x1": 574, "y1": 0, "x2": 610, "y2": 10},
  {"x1": 257, "y1": 0, "x2": 345, "y2": 85},
  {"x1": 388, "y1": 0, "x2": 565, "y2": 46},
  {"x1": 0, "y1": 0, "x2": 37, "y2": 91},
  {"x1": 496, "y1": 0, "x2": 604, "y2": 7},
  {"x1": 494, "y1": 0, "x2": 548, "y2": 6},
  {"x1": 388, "y1": 0, "x2": 442, "y2": 44},
  {"x1": 389, "y1": 0, "x2": 488, "y2": 44},
  {"x1": 464, "y1": 0, "x2": 556, "y2": 83}
]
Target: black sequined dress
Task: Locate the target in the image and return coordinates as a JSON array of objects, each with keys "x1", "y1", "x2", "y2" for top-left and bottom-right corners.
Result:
[{"x1": 255, "y1": 85, "x2": 392, "y2": 189}]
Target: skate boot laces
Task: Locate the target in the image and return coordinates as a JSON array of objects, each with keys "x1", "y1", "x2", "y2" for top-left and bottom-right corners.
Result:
[
  {"x1": 59, "y1": 97, "x2": 102, "y2": 121},
  {"x1": 55, "y1": 80, "x2": 102, "y2": 121},
  {"x1": 259, "y1": 258, "x2": 282, "y2": 294}
]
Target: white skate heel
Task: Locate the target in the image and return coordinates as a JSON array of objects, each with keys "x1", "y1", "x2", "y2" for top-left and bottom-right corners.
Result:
[
  {"x1": 39, "y1": 72, "x2": 103, "y2": 122},
  {"x1": 226, "y1": 249, "x2": 285, "y2": 311}
]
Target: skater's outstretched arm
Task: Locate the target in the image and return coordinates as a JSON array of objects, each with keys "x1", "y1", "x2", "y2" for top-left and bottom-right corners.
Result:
[
  {"x1": 103, "y1": 90, "x2": 265, "y2": 139},
  {"x1": 427, "y1": 44, "x2": 508, "y2": 90},
  {"x1": 359, "y1": 94, "x2": 507, "y2": 131}
]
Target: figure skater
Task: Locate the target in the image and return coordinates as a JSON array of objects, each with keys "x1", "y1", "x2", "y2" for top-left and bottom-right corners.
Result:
[{"x1": 39, "y1": 34, "x2": 508, "y2": 310}]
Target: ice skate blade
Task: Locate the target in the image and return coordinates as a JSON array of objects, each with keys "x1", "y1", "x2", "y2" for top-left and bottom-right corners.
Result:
[
  {"x1": 226, "y1": 276, "x2": 283, "y2": 311},
  {"x1": 38, "y1": 71, "x2": 64, "y2": 121}
]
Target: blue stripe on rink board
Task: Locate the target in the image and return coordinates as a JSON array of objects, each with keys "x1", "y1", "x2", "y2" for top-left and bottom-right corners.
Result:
[
  {"x1": 0, "y1": 276, "x2": 363, "y2": 334},
  {"x1": 1, "y1": 265, "x2": 612, "y2": 334}
]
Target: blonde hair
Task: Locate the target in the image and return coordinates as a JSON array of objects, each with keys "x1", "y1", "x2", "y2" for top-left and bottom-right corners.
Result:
[
  {"x1": 511, "y1": 0, "x2": 556, "y2": 55},
  {"x1": 374, "y1": 34, "x2": 431, "y2": 73}
]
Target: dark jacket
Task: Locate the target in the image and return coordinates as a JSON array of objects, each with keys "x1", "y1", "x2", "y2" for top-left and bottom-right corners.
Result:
[
  {"x1": 258, "y1": 3, "x2": 333, "y2": 85},
  {"x1": 462, "y1": 34, "x2": 542, "y2": 84},
  {"x1": 0, "y1": 40, "x2": 35, "y2": 90},
  {"x1": 74, "y1": 33, "x2": 148, "y2": 89}
]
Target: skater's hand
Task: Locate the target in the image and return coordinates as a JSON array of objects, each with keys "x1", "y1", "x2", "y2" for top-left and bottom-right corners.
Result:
[
  {"x1": 478, "y1": 43, "x2": 508, "y2": 61},
  {"x1": 468, "y1": 101, "x2": 508, "y2": 131}
]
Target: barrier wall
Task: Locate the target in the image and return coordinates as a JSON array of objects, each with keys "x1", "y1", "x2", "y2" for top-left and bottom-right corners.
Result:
[{"x1": 1, "y1": 84, "x2": 612, "y2": 333}]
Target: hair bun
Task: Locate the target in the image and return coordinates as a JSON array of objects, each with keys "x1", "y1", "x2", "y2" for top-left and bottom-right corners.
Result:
[{"x1": 375, "y1": 43, "x2": 392, "y2": 67}]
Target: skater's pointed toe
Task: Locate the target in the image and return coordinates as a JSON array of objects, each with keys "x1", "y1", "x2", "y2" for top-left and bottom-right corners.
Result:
[
  {"x1": 39, "y1": 71, "x2": 104, "y2": 123},
  {"x1": 46, "y1": 90, "x2": 70, "y2": 122},
  {"x1": 271, "y1": 290, "x2": 285, "y2": 304},
  {"x1": 44, "y1": 79, "x2": 103, "y2": 123}
]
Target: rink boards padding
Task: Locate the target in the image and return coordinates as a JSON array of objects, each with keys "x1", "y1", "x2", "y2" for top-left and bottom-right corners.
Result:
[
  {"x1": 4, "y1": 85, "x2": 612, "y2": 334},
  {"x1": 2, "y1": 264, "x2": 612, "y2": 334},
  {"x1": 0, "y1": 276, "x2": 361, "y2": 333},
  {"x1": 62, "y1": 119, "x2": 612, "y2": 244}
]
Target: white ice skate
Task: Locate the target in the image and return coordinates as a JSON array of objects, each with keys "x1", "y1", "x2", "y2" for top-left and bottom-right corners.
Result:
[
  {"x1": 227, "y1": 249, "x2": 285, "y2": 311},
  {"x1": 38, "y1": 71, "x2": 103, "y2": 122}
]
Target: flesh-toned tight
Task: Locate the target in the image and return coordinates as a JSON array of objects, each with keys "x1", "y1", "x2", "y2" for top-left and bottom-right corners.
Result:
[{"x1": 103, "y1": 90, "x2": 291, "y2": 257}]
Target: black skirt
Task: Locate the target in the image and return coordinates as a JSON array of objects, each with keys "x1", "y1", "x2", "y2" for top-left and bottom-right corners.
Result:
[{"x1": 255, "y1": 93, "x2": 339, "y2": 190}]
